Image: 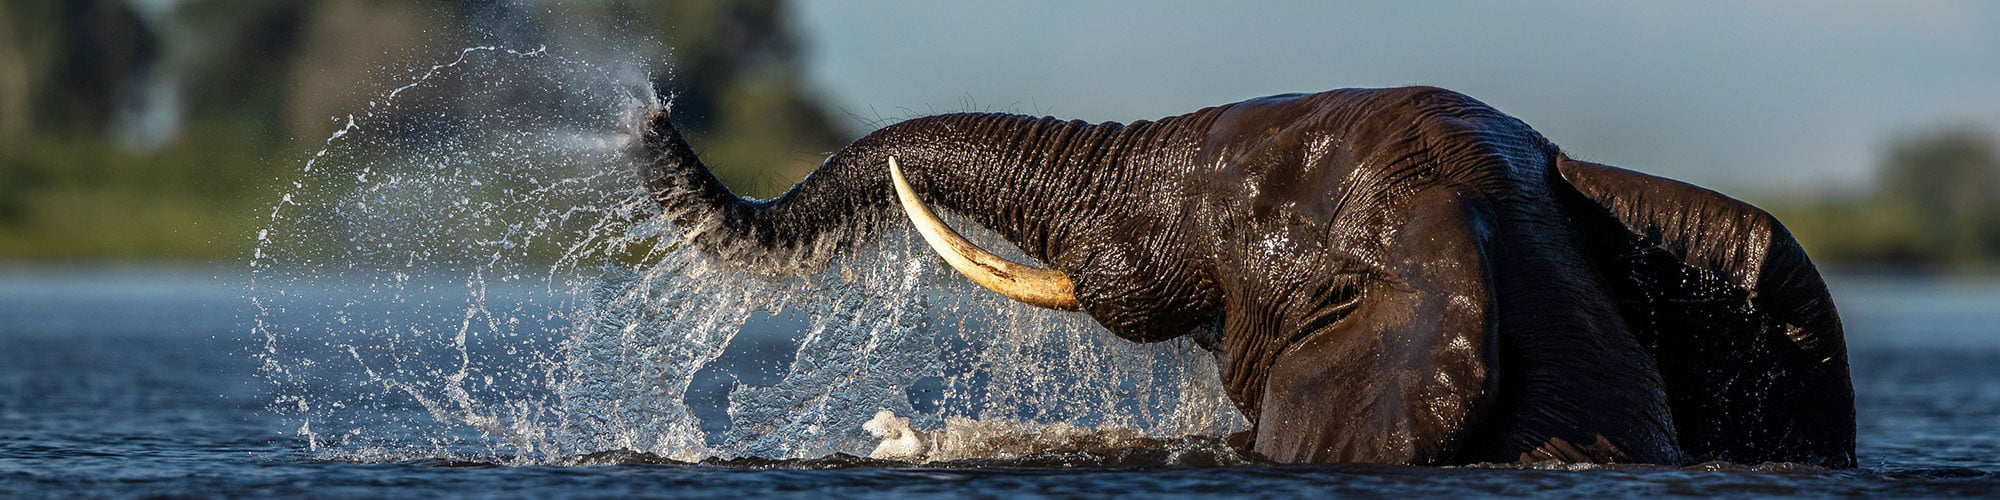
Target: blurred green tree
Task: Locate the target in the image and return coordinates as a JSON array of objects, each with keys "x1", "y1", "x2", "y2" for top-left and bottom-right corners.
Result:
[
  {"x1": 0, "y1": 1, "x2": 156, "y2": 142},
  {"x1": 0, "y1": 0, "x2": 844, "y2": 261},
  {"x1": 1872, "y1": 127, "x2": 2000, "y2": 265}
]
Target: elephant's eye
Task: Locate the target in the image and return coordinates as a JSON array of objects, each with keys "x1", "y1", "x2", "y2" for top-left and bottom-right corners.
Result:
[{"x1": 1192, "y1": 316, "x2": 1224, "y2": 351}]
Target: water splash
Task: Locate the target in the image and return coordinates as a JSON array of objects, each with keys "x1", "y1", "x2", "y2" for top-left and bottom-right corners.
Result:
[{"x1": 250, "y1": 45, "x2": 1246, "y2": 466}]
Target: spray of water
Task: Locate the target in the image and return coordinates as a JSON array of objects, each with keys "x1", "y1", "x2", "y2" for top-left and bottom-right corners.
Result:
[{"x1": 250, "y1": 45, "x2": 1247, "y2": 465}]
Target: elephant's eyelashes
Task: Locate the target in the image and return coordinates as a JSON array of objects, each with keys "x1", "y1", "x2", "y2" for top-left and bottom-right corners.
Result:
[{"x1": 890, "y1": 157, "x2": 1081, "y2": 310}]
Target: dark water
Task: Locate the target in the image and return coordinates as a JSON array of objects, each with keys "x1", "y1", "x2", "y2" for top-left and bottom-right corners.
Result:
[{"x1": 2, "y1": 268, "x2": 1996, "y2": 498}]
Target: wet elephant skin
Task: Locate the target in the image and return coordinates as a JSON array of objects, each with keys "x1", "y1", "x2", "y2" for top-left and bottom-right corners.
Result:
[{"x1": 633, "y1": 86, "x2": 1855, "y2": 466}]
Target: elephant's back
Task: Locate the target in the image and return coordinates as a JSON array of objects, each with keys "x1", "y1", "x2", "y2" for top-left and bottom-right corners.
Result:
[{"x1": 1188, "y1": 86, "x2": 1556, "y2": 236}]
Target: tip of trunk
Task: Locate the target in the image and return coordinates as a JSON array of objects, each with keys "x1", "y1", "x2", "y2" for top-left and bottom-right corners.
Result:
[{"x1": 628, "y1": 103, "x2": 879, "y2": 277}]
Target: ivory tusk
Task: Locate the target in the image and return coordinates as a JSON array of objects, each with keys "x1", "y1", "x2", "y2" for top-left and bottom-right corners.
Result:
[{"x1": 889, "y1": 157, "x2": 1081, "y2": 310}]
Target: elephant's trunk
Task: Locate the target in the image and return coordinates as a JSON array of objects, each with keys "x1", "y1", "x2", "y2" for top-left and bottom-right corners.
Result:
[
  {"x1": 633, "y1": 107, "x2": 867, "y2": 273},
  {"x1": 633, "y1": 106, "x2": 1159, "y2": 277}
]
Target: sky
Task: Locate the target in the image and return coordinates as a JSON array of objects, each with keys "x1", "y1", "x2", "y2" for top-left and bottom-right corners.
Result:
[{"x1": 788, "y1": 1, "x2": 2000, "y2": 194}]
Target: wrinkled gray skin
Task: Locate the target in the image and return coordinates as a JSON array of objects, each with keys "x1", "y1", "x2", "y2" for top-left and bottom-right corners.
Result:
[{"x1": 634, "y1": 86, "x2": 1855, "y2": 466}]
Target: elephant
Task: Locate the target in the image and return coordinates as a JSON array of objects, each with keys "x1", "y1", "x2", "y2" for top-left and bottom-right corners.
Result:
[{"x1": 631, "y1": 86, "x2": 1854, "y2": 466}]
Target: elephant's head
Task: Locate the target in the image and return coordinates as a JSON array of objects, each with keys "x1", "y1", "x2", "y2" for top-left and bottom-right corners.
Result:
[{"x1": 632, "y1": 86, "x2": 1855, "y2": 467}]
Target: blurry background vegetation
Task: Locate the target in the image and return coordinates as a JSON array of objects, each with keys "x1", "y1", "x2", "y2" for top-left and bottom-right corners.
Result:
[
  {"x1": 0, "y1": 0, "x2": 844, "y2": 262},
  {"x1": 1, "y1": 1, "x2": 1996, "y2": 270},
  {"x1": 1771, "y1": 127, "x2": 2000, "y2": 269}
]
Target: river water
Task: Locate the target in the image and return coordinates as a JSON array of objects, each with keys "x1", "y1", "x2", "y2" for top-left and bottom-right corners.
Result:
[{"x1": 0, "y1": 268, "x2": 1995, "y2": 498}]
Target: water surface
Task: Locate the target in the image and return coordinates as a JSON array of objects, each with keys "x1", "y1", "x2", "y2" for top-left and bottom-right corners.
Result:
[{"x1": 1, "y1": 269, "x2": 1995, "y2": 497}]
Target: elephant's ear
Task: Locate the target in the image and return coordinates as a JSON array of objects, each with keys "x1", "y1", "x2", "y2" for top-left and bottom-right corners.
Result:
[
  {"x1": 1555, "y1": 157, "x2": 1855, "y2": 467},
  {"x1": 1247, "y1": 186, "x2": 1499, "y2": 464}
]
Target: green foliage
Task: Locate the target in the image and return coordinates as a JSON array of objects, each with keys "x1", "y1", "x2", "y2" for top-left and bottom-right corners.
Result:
[
  {"x1": 0, "y1": 0, "x2": 844, "y2": 262},
  {"x1": 0, "y1": 119, "x2": 276, "y2": 260},
  {"x1": 1768, "y1": 126, "x2": 2000, "y2": 269}
]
